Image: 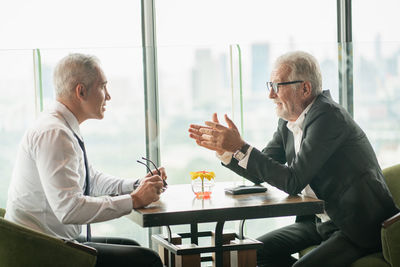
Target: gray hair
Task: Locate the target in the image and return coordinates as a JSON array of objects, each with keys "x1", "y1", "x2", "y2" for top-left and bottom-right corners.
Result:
[
  {"x1": 274, "y1": 51, "x2": 322, "y2": 96},
  {"x1": 53, "y1": 53, "x2": 100, "y2": 99}
]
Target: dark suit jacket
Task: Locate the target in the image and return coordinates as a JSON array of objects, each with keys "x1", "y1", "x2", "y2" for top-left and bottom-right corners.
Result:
[{"x1": 225, "y1": 90, "x2": 399, "y2": 248}]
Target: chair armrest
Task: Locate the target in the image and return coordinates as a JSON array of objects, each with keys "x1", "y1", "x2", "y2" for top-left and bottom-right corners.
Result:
[
  {"x1": 381, "y1": 212, "x2": 400, "y2": 267},
  {"x1": 0, "y1": 218, "x2": 97, "y2": 267},
  {"x1": 382, "y1": 212, "x2": 400, "y2": 228},
  {"x1": 64, "y1": 240, "x2": 98, "y2": 256}
]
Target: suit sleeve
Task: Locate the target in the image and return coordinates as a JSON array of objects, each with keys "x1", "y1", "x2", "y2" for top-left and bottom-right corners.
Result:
[
  {"x1": 246, "y1": 108, "x2": 349, "y2": 195},
  {"x1": 223, "y1": 121, "x2": 287, "y2": 184}
]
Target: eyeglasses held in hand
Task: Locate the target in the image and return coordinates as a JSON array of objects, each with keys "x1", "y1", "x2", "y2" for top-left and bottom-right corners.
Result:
[
  {"x1": 136, "y1": 157, "x2": 168, "y2": 188},
  {"x1": 266, "y1": 80, "x2": 303, "y2": 94}
]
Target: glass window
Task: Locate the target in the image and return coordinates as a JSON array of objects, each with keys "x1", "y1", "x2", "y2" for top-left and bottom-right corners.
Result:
[
  {"x1": 156, "y1": 0, "x2": 337, "y2": 240},
  {"x1": 38, "y1": 48, "x2": 147, "y2": 242},
  {"x1": 0, "y1": 0, "x2": 142, "y2": 49},
  {"x1": 0, "y1": 0, "x2": 148, "y2": 245},
  {"x1": 0, "y1": 50, "x2": 35, "y2": 208},
  {"x1": 353, "y1": 0, "x2": 400, "y2": 168}
]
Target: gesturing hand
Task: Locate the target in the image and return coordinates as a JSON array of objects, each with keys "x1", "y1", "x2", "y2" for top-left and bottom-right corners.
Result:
[
  {"x1": 188, "y1": 113, "x2": 245, "y2": 153},
  {"x1": 189, "y1": 113, "x2": 224, "y2": 154}
]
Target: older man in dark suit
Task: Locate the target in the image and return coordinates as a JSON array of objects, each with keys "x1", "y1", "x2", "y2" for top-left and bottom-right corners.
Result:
[{"x1": 188, "y1": 51, "x2": 399, "y2": 266}]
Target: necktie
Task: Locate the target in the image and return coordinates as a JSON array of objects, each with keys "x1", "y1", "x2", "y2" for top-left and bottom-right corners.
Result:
[{"x1": 74, "y1": 134, "x2": 92, "y2": 242}]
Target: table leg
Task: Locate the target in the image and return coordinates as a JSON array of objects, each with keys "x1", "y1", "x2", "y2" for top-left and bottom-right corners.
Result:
[
  {"x1": 190, "y1": 223, "x2": 198, "y2": 245},
  {"x1": 214, "y1": 220, "x2": 225, "y2": 267},
  {"x1": 239, "y1": 219, "x2": 246, "y2": 240},
  {"x1": 212, "y1": 232, "x2": 236, "y2": 267},
  {"x1": 166, "y1": 226, "x2": 173, "y2": 267}
]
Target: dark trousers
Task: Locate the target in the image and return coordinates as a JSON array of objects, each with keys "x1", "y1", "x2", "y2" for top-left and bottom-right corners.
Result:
[
  {"x1": 77, "y1": 236, "x2": 163, "y2": 267},
  {"x1": 256, "y1": 217, "x2": 377, "y2": 267}
]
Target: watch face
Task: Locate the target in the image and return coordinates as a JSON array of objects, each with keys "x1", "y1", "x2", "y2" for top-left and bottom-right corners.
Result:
[{"x1": 233, "y1": 151, "x2": 245, "y2": 161}]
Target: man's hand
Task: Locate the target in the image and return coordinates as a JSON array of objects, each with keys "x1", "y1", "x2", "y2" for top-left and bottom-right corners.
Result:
[
  {"x1": 188, "y1": 113, "x2": 245, "y2": 153},
  {"x1": 145, "y1": 166, "x2": 167, "y2": 188},
  {"x1": 130, "y1": 175, "x2": 164, "y2": 209},
  {"x1": 189, "y1": 113, "x2": 225, "y2": 154}
]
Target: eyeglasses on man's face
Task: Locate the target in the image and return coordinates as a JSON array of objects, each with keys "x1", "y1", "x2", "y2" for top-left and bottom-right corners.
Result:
[{"x1": 266, "y1": 80, "x2": 303, "y2": 94}]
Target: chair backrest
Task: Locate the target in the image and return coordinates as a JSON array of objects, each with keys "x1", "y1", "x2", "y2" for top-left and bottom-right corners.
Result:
[
  {"x1": 383, "y1": 164, "x2": 400, "y2": 207},
  {"x1": 0, "y1": 208, "x2": 5, "y2": 218}
]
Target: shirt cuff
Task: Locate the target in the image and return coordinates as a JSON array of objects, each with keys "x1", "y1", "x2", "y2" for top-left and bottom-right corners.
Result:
[
  {"x1": 121, "y1": 178, "x2": 138, "y2": 194},
  {"x1": 114, "y1": 194, "x2": 134, "y2": 211},
  {"x1": 216, "y1": 151, "x2": 233, "y2": 165},
  {"x1": 237, "y1": 146, "x2": 253, "y2": 169}
]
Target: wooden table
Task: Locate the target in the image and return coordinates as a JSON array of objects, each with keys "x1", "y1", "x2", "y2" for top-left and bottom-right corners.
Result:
[{"x1": 127, "y1": 182, "x2": 324, "y2": 267}]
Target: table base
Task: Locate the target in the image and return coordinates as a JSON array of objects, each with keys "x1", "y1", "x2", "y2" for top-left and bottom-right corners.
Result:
[{"x1": 152, "y1": 231, "x2": 262, "y2": 267}]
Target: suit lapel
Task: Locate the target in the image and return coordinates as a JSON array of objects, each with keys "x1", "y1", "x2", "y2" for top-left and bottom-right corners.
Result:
[
  {"x1": 301, "y1": 90, "x2": 331, "y2": 142},
  {"x1": 285, "y1": 126, "x2": 296, "y2": 165}
]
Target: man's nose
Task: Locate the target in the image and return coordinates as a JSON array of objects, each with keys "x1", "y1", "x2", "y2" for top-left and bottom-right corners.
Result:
[{"x1": 268, "y1": 89, "x2": 277, "y2": 99}]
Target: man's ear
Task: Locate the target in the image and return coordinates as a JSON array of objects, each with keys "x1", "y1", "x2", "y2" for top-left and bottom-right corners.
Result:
[
  {"x1": 75, "y1": 83, "x2": 86, "y2": 100},
  {"x1": 302, "y1": 81, "x2": 312, "y2": 97}
]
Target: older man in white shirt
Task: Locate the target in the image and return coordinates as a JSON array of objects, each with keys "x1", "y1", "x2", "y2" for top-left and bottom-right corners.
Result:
[{"x1": 6, "y1": 53, "x2": 165, "y2": 267}]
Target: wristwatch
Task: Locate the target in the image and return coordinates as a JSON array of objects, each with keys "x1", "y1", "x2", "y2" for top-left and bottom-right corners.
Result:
[{"x1": 233, "y1": 143, "x2": 250, "y2": 161}]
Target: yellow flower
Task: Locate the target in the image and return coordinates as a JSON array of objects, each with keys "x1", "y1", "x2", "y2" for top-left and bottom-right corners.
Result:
[{"x1": 190, "y1": 171, "x2": 216, "y2": 181}]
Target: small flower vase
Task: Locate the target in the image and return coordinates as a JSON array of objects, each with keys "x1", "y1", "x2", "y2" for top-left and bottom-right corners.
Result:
[{"x1": 190, "y1": 171, "x2": 215, "y2": 199}]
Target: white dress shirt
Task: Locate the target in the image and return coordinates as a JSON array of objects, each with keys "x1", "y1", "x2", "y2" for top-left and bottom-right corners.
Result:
[
  {"x1": 5, "y1": 101, "x2": 138, "y2": 240},
  {"x1": 286, "y1": 100, "x2": 317, "y2": 196}
]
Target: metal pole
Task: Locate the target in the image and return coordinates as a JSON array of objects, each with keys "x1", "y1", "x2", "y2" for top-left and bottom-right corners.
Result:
[
  {"x1": 141, "y1": 0, "x2": 161, "y2": 249},
  {"x1": 337, "y1": 0, "x2": 354, "y2": 117}
]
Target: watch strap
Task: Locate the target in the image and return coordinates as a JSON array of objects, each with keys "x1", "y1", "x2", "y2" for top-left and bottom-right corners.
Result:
[{"x1": 239, "y1": 143, "x2": 250, "y2": 154}]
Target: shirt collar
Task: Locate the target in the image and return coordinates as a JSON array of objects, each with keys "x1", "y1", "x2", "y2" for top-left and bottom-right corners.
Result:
[
  {"x1": 51, "y1": 101, "x2": 82, "y2": 140},
  {"x1": 287, "y1": 98, "x2": 316, "y2": 133}
]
